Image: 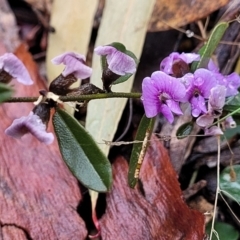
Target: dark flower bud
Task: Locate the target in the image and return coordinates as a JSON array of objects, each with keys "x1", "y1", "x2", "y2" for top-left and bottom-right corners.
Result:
[
  {"x1": 49, "y1": 74, "x2": 77, "y2": 95},
  {"x1": 172, "y1": 59, "x2": 190, "y2": 78},
  {"x1": 0, "y1": 69, "x2": 12, "y2": 84},
  {"x1": 102, "y1": 68, "x2": 121, "y2": 92},
  {"x1": 67, "y1": 83, "x2": 105, "y2": 96}
]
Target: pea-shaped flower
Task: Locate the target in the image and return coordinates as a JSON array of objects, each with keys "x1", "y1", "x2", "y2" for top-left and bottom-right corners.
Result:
[
  {"x1": 5, "y1": 103, "x2": 54, "y2": 145},
  {"x1": 141, "y1": 71, "x2": 186, "y2": 123},
  {"x1": 196, "y1": 85, "x2": 226, "y2": 128},
  {"x1": 160, "y1": 52, "x2": 200, "y2": 75},
  {"x1": 0, "y1": 53, "x2": 33, "y2": 85},
  {"x1": 94, "y1": 44, "x2": 137, "y2": 76},
  {"x1": 51, "y1": 52, "x2": 92, "y2": 79}
]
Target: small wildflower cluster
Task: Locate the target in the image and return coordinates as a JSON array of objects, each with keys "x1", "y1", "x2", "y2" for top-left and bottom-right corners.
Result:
[
  {"x1": 2, "y1": 44, "x2": 137, "y2": 144},
  {"x1": 141, "y1": 52, "x2": 240, "y2": 135}
]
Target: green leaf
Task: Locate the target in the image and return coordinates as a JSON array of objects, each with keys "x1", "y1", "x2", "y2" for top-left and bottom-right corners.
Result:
[
  {"x1": 220, "y1": 165, "x2": 240, "y2": 202},
  {"x1": 176, "y1": 121, "x2": 193, "y2": 139},
  {"x1": 109, "y1": 42, "x2": 126, "y2": 52},
  {"x1": 223, "y1": 105, "x2": 240, "y2": 114},
  {"x1": 0, "y1": 83, "x2": 12, "y2": 103},
  {"x1": 53, "y1": 108, "x2": 112, "y2": 192},
  {"x1": 128, "y1": 115, "x2": 155, "y2": 188},
  {"x1": 225, "y1": 93, "x2": 240, "y2": 106},
  {"x1": 112, "y1": 73, "x2": 132, "y2": 85},
  {"x1": 222, "y1": 125, "x2": 240, "y2": 140},
  {"x1": 206, "y1": 221, "x2": 239, "y2": 240},
  {"x1": 191, "y1": 21, "x2": 229, "y2": 71}
]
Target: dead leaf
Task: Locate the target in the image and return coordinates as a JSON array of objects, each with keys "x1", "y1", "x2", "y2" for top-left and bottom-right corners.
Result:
[
  {"x1": 0, "y1": 45, "x2": 87, "y2": 239},
  {"x1": 148, "y1": 0, "x2": 230, "y2": 31},
  {"x1": 100, "y1": 135, "x2": 205, "y2": 240}
]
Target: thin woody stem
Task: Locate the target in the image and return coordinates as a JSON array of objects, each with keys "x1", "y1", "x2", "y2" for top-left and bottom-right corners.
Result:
[{"x1": 3, "y1": 92, "x2": 142, "y2": 103}]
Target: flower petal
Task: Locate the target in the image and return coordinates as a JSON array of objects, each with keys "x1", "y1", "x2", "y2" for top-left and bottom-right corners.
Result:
[
  {"x1": 194, "y1": 68, "x2": 217, "y2": 97},
  {"x1": 0, "y1": 53, "x2": 33, "y2": 85},
  {"x1": 224, "y1": 116, "x2": 236, "y2": 129},
  {"x1": 196, "y1": 113, "x2": 214, "y2": 127},
  {"x1": 204, "y1": 126, "x2": 223, "y2": 136},
  {"x1": 160, "y1": 52, "x2": 199, "y2": 74},
  {"x1": 151, "y1": 71, "x2": 186, "y2": 100},
  {"x1": 5, "y1": 112, "x2": 54, "y2": 145},
  {"x1": 179, "y1": 53, "x2": 200, "y2": 64},
  {"x1": 207, "y1": 59, "x2": 219, "y2": 72},
  {"x1": 190, "y1": 95, "x2": 207, "y2": 117},
  {"x1": 107, "y1": 51, "x2": 136, "y2": 75},
  {"x1": 166, "y1": 99, "x2": 183, "y2": 115},
  {"x1": 94, "y1": 46, "x2": 116, "y2": 56},
  {"x1": 95, "y1": 45, "x2": 136, "y2": 75},
  {"x1": 141, "y1": 77, "x2": 160, "y2": 117},
  {"x1": 209, "y1": 85, "x2": 226, "y2": 110},
  {"x1": 160, "y1": 53, "x2": 179, "y2": 74},
  {"x1": 160, "y1": 104, "x2": 174, "y2": 123},
  {"x1": 51, "y1": 52, "x2": 92, "y2": 79},
  {"x1": 51, "y1": 51, "x2": 86, "y2": 64}
]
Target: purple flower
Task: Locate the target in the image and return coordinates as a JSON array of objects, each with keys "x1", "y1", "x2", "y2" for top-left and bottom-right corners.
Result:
[
  {"x1": 208, "y1": 60, "x2": 240, "y2": 96},
  {"x1": 0, "y1": 53, "x2": 33, "y2": 85},
  {"x1": 196, "y1": 85, "x2": 226, "y2": 128},
  {"x1": 141, "y1": 71, "x2": 186, "y2": 123},
  {"x1": 204, "y1": 126, "x2": 223, "y2": 136},
  {"x1": 51, "y1": 52, "x2": 92, "y2": 79},
  {"x1": 160, "y1": 52, "x2": 200, "y2": 75},
  {"x1": 5, "y1": 111, "x2": 54, "y2": 145},
  {"x1": 94, "y1": 45, "x2": 136, "y2": 75},
  {"x1": 184, "y1": 68, "x2": 218, "y2": 117},
  {"x1": 224, "y1": 116, "x2": 236, "y2": 129},
  {"x1": 208, "y1": 85, "x2": 226, "y2": 113}
]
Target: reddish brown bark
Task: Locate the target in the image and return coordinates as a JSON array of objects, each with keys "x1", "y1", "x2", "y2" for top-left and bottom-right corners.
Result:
[
  {"x1": 0, "y1": 45, "x2": 87, "y2": 239},
  {"x1": 100, "y1": 135, "x2": 205, "y2": 240}
]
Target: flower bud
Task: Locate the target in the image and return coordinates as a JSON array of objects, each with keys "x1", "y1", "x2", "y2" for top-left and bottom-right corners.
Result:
[
  {"x1": 102, "y1": 68, "x2": 121, "y2": 92},
  {"x1": 49, "y1": 74, "x2": 77, "y2": 95}
]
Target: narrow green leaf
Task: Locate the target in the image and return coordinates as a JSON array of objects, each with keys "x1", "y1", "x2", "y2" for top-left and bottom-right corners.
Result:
[
  {"x1": 191, "y1": 21, "x2": 229, "y2": 71},
  {"x1": 225, "y1": 92, "x2": 240, "y2": 106},
  {"x1": 53, "y1": 108, "x2": 112, "y2": 192},
  {"x1": 223, "y1": 105, "x2": 240, "y2": 115},
  {"x1": 0, "y1": 83, "x2": 12, "y2": 103},
  {"x1": 220, "y1": 165, "x2": 240, "y2": 202},
  {"x1": 128, "y1": 115, "x2": 155, "y2": 188},
  {"x1": 206, "y1": 221, "x2": 239, "y2": 240},
  {"x1": 112, "y1": 73, "x2": 132, "y2": 85},
  {"x1": 176, "y1": 121, "x2": 193, "y2": 139}
]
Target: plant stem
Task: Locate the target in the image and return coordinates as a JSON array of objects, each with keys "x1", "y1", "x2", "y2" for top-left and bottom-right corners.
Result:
[
  {"x1": 3, "y1": 92, "x2": 142, "y2": 103},
  {"x1": 212, "y1": 106, "x2": 240, "y2": 125},
  {"x1": 209, "y1": 121, "x2": 221, "y2": 240}
]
